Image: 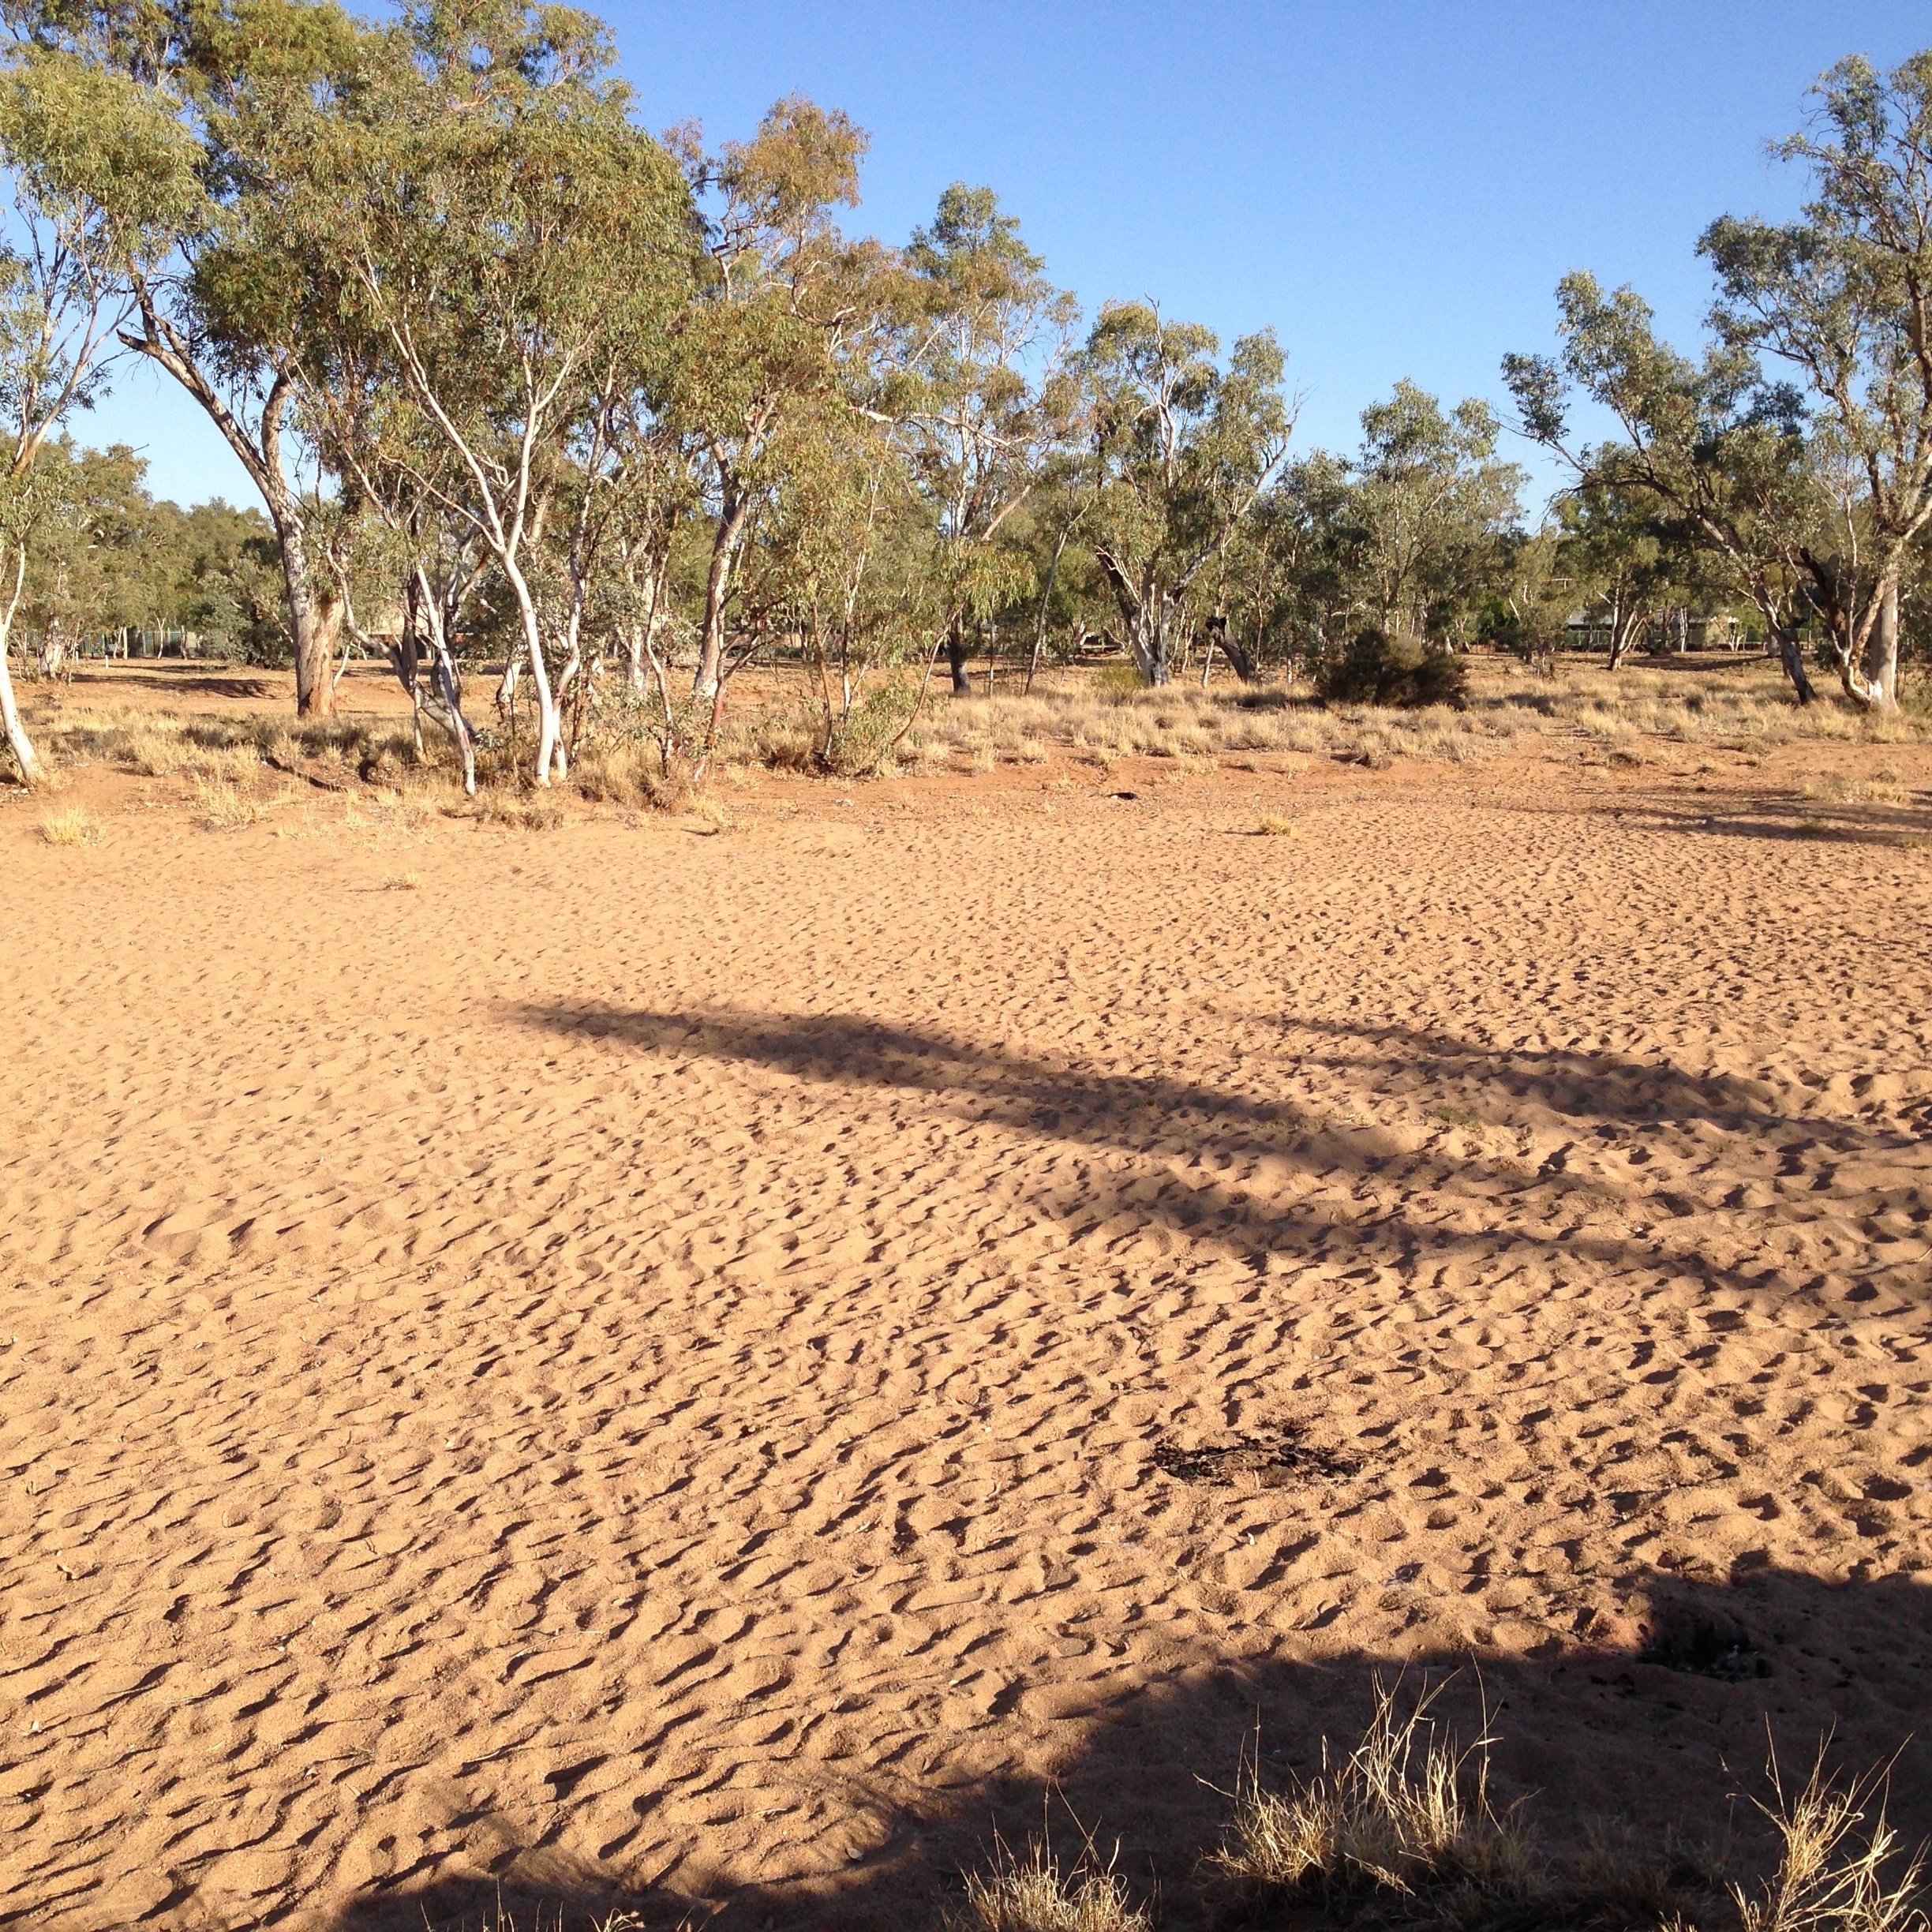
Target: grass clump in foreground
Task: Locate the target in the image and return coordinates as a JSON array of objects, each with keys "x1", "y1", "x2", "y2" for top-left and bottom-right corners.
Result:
[
  {"x1": 1204, "y1": 1679, "x2": 1539, "y2": 1927},
  {"x1": 1732, "y1": 1756, "x2": 1926, "y2": 1932},
  {"x1": 39, "y1": 805, "x2": 102, "y2": 844},
  {"x1": 192, "y1": 775, "x2": 268, "y2": 830},
  {"x1": 1188, "y1": 1680, "x2": 1925, "y2": 1932},
  {"x1": 948, "y1": 1835, "x2": 1150, "y2": 1932}
]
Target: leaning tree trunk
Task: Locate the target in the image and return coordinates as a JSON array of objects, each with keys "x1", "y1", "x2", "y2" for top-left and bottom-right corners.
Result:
[
  {"x1": 425, "y1": 638, "x2": 477, "y2": 796},
  {"x1": 1206, "y1": 612, "x2": 1259, "y2": 682},
  {"x1": 0, "y1": 637, "x2": 43, "y2": 783},
  {"x1": 1773, "y1": 623, "x2": 1818, "y2": 705},
  {"x1": 0, "y1": 548, "x2": 44, "y2": 784}
]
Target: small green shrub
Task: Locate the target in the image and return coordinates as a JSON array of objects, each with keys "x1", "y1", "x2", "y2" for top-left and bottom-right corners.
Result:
[{"x1": 1320, "y1": 631, "x2": 1470, "y2": 710}]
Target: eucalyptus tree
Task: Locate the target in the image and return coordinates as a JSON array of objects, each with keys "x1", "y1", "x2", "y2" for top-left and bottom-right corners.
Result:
[
  {"x1": 1553, "y1": 481, "x2": 1679, "y2": 668},
  {"x1": 1349, "y1": 380, "x2": 1523, "y2": 644},
  {"x1": 3, "y1": 0, "x2": 366, "y2": 715},
  {"x1": 1017, "y1": 455, "x2": 1102, "y2": 689},
  {"x1": 893, "y1": 182, "x2": 1077, "y2": 694},
  {"x1": 313, "y1": 441, "x2": 486, "y2": 789},
  {"x1": 755, "y1": 392, "x2": 934, "y2": 769},
  {"x1": 592, "y1": 380, "x2": 699, "y2": 702},
  {"x1": 1506, "y1": 274, "x2": 1825, "y2": 700},
  {"x1": 17, "y1": 436, "x2": 145, "y2": 670},
  {"x1": 1079, "y1": 301, "x2": 1295, "y2": 685},
  {"x1": 0, "y1": 43, "x2": 197, "y2": 778},
  {"x1": 1700, "y1": 51, "x2": 1932, "y2": 708},
  {"x1": 1196, "y1": 448, "x2": 1355, "y2": 680},
  {"x1": 667, "y1": 95, "x2": 894, "y2": 699},
  {"x1": 252, "y1": 0, "x2": 695, "y2": 784}
]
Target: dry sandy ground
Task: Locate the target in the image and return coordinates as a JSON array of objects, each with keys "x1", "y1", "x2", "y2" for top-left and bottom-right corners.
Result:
[{"x1": 5, "y1": 702, "x2": 1932, "y2": 1931}]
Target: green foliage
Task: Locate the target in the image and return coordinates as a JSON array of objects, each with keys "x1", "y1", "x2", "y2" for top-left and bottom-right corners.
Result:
[
  {"x1": 1318, "y1": 628, "x2": 1470, "y2": 709},
  {"x1": 1080, "y1": 301, "x2": 1295, "y2": 683},
  {"x1": 1350, "y1": 380, "x2": 1523, "y2": 645},
  {"x1": 9, "y1": 438, "x2": 284, "y2": 655},
  {"x1": 6, "y1": 0, "x2": 1932, "y2": 758}
]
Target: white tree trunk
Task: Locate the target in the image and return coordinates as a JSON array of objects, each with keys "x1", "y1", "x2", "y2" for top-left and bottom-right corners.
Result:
[
  {"x1": 1863, "y1": 575, "x2": 1900, "y2": 710},
  {"x1": 0, "y1": 638, "x2": 42, "y2": 784},
  {"x1": 502, "y1": 564, "x2": 563, "y2": 785},
  {"x1": 0, "y1": 549, "x2": 44, "y2": 784}
]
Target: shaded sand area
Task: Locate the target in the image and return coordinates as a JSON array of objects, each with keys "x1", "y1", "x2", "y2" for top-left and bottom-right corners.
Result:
[{"x1": 4, "y1": 728, "x2": 1932, "y2": 1930}]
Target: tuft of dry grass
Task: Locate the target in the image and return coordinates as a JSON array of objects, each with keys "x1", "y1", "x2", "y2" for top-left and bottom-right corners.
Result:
[
  {"x1": 419, "y1": 1908, "x2": 648, "y2": 1932},
  {"x1": 1189, "y1": 1681, "x2": 1924, "y2": 1932},
  {"x1": 343, "y1": 791, "x2": 439, "y2": 837},
  {"x1": 467, "y1": 793, "x2": 566, "y2": 832},
  {"x1": 1802, "y1": 772, "x2": 1915, "y2": 807},
  {"x1": 191, "y1": 777, "x2": 267, "y2": 831},
  {"x1": 381, "y1": 871, "x2": 421, "y2": 891},
  {"x1": 945, "y1": 1833, "x2": 1149, "y2": 1932},
  {"x1": 1205, "y1": 1679, "x2": 1536, "y2": 1919},
  {"x1": 39, "y1": 806, "x2": 103, "y2": 845},
  {"x1": 689, "y1": 794, "x2": 741, "y2": 834},
  {"x1": 1733, "y1": 1753, "x2": 1926, "y2": 1932},
  {"x1": 1256, "y1": 815, "x2": 1297, "y2": 837}
]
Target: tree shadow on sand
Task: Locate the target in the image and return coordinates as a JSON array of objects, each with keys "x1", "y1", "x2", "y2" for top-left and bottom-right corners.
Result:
[
  {"x1": 58, "y1": 667, "x2": 281, "y2": 701},
  {"x1": 320, "y1": 1563, "x2": 1932, "y2": 1932},
  {"x1": 1627, "y1": 792, "x2": 1930, "y2": 850},
  {"x1": 515, "y1": 1003, "x2": 1932, "y2": 1308}
]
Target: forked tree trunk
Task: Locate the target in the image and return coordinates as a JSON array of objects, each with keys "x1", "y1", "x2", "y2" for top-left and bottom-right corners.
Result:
[
  {"x1": 1864, "y1": 575, "x2": 1900, "y2": 709},
  {"x1": 388, "y1": 589, "x2": 425, "y2": 754},
  {"x1": 477, "y1": 541, "x2": 563, "y2": 785},
  {"x1": 283, "y1": 517, "x2": 338, "y2": 717},
  {"x1": 1129, "y1": 600, "x2": 1174, "y2": 686},
  {"x1": 945, "y1": 622, "x2": 971, "y2": 697},
  {"x1": 695, "y1": 490, "x2": 753, "y2": 698},
  {"x1": 624, "y1": 549, "x2": 669, "y2": 695},
  {"x1": 1605, "y1": 597, "x2": 1636, "y2": 671},
  {"x1": 125, "y1": 320, "x2": 340, "y2": 721},
  {"x1": 426, "y1": 642, "x2": 477, "y2": 796}
]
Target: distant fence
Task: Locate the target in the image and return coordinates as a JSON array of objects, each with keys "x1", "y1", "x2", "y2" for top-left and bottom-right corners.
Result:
[{"x1": 84, "y1": 629, "x2": 207, "y2": 659}]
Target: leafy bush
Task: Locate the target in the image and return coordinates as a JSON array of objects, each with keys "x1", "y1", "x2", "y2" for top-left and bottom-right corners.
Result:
[{"x1": 1320, "y1": 630, "x2": 1470, "y2": 710}]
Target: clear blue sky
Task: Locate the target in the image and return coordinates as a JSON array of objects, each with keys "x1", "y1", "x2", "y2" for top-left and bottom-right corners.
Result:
[{"x1": 82, "y1": 1, "x2": 1932, "y2": 511}]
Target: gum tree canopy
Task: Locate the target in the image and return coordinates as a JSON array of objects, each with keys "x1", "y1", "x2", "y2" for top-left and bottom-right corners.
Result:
[{"x1": 1702, "y1": 51, "x2": 1932, "y2": 710}]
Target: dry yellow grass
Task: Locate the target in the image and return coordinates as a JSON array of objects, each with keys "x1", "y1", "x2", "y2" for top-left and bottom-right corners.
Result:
[
  {"x1": 38, "y1": 807, "x2": 102, "y2": 846},
  {"x1": 689, "y1": 793, "x2": 742, "y2": 834},
  {"x1": 1188, "y1": 1683, "x2": 1923, "y2": 1932},
  {"x1": 897, "y1": 657, "x2": 1932, "y2": 773},
  {"x1": 23, "y1": 657, "x2": 1930, "y2": 814},
  {"x1": 1734, "y1": 1756, "x2": 1927, "y2": 1932},
  {"x1": 190, "y1": 777, "x2": 267, "y2": 831},
  {"x1": 947, "y1": 1835, "x2": 1150, "y2": 1932},
  {"x1": 1206, "y1": 1680, "x2": 1536, "y2": 1917},
  {"x1": 470, "y1": 793, "x2": 565, "y2": 831},
  {"x1": 1803, "y1": 772, "x2": 1916, "y2": 807}
]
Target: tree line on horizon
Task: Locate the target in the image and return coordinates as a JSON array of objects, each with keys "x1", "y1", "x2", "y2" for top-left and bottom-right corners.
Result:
[{"x1": 0, "y1": 0, "x2": 1929, "y2": 790}]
